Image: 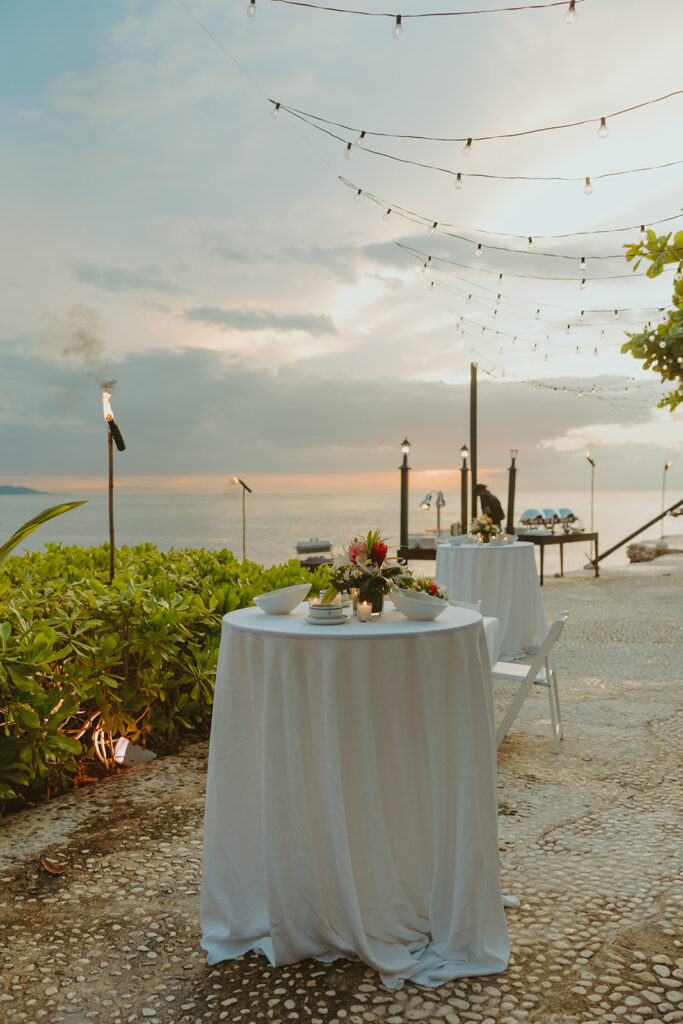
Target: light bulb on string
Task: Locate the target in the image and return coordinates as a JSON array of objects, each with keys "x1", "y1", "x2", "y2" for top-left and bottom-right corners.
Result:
[
  {"x1": 495, "y1": 293, "x2": 501, "y2": 304},
  {"x1": 498, "y1": 273, "x2": 503, "y2": 284},
  {"x1": 475, "y1": 244, "x2": 483, "y2": 258},
  {"x1": 597, "y1": 117, "x2": 609, "y2": 139},
  {"x1": 271, "y1": 102, "x2": 280, "y2": 119},
  {"x1": 614, "y1": 310, "x2": 620, "y2": 320},
  {"x1": 462, "y1": 138, "x2": 473, "y2": 157},
  {"x1": 467, "y1": 294, "x2": 472, "y2": 303},
  {"x1": 383, "y1": 208, "x2": 391, "y2": 221},
  {"x1": 580, "y1": 256, "x2": 587, "y2": 271},
  {"x1": 544, "y1": 353, "x2": 549, "y2": 362},
  {"x1": 354, "y1": 131, "x2": 366, "y2": 147},
  {"x1": 344, "y1": 142, "x2": 352, "y2": 159},
  {"x1": 675, "y1": 264, "x2": 683, "y2": 282},
  {"x1": 564, "y1": 0, "x2": 577, "y2": 23},
  {"x1": 565, "y1": 324, "x2": 571, "y2": 334},
  {"x1": 392, "y1": 15, "x2": 404, "y2": 39},
  {"x1": 580, "y1": 310, "x2": 585, "y2": 320},
  {"x1": 492, "y1": 309, "x2": 498, "y2": 318},
  {"x1": 247, "y1": 0, "x2": 257, "y2": 16},
  {"x1": 593, "y1": 347, "x2": 599, "y2": 357},
  {"x1": 584, "y1": 176, "x2": 593, "y2": 195},
  {"x1": 429, "y1": 221, "x2": 438, "y2": 235},
  {"x1": 579, "y1": 278, "x2": 586, "y2": 289},
  {"x1": 527, "y1": 236, "x2": 535, "y2": 251},
  {"x1": 535, "y1": 309, "x2": 540, "y2": 319},
  {"x1": 455, "y1": 173, "x2": 463, "y2": 190},
  {"x1": 354, "y1": 189, "x2": 361, "y2": 202}
]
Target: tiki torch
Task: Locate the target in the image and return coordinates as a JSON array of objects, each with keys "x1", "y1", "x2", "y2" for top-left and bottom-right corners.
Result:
[{"x1": 102, "y1": 392, "x2": 126, "y2": 583}]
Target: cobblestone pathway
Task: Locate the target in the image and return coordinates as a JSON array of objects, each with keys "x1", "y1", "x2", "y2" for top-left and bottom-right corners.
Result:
[{"x1": 1, "y1": 565, "x2": 681, "y2": 1024}]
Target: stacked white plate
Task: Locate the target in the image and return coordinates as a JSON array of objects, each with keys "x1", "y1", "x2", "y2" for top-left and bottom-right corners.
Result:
[{"x1": 306, "y1": 600, "x2": 349, "y2": 626}]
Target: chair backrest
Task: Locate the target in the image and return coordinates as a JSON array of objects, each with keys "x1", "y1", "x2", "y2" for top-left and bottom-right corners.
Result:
[
  {"x1": 521, "y1": 611, "x2": 569, "y2": 678},
  {"x1": 450, "y1": 598, "x2": 483, "y2": 613}
]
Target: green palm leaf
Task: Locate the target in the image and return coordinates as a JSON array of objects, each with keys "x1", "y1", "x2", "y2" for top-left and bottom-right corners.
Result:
[{"x1": 0, "y1": 502, "x2": 87, "y2": 569}]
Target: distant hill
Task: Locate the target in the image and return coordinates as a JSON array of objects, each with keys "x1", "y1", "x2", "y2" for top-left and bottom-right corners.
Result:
[{"x1": 0, "y1": 485, "x2": 48, "y2": 495}]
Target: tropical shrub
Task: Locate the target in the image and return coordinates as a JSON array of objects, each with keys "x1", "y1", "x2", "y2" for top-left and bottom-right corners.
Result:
[{"x1": 0, "y1": 543, "x2": 324, "y2": 814}]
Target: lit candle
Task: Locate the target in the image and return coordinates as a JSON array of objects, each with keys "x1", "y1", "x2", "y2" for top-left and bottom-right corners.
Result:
[
  {"x1": 350, "y1": 588, "x2": 359, "y2": 615},
  {"x1": 358, "y1": 601, "x2": 372, "y2": 622}
]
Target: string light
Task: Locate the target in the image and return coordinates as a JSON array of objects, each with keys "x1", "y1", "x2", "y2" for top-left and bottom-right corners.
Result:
[
  {"x1": 272, "y1": 101, "x2": 280, "y2": 118},
  {"x1": 639, "y1": 225, "x2": 647, "y2": 242},
  {"x1": 614, "y1": 309, "x2": 620, "y2": 319},
  {"x1": 579, "y1": 279, "x2": 586, "y2": 289},
  {"x1": 564, "y1": 0, "x2": 577, "y2": 23},
  {"x1": 535, "y1": 309, "x2": 541, "y2": 319},
  {"x1": 675, "y1": 264, "x2": 683, "y2": 282},
  {"x1": 527, "y1": 236, "x2": 535, "y2": 251},
  {"x1": 383, "y1": 208, "x2": 392, "y2": 220},
  {"x1": 565, "y1": 324, "x2": 571, "y2": 334},
  {"x1": 584, "y1": 176, "x2": 593, "y2": 195},
  {"x1": 421, "y1": 256, "x2": 432, "y2": 274},
  {"x1": 354, "y1": 130, "x2": 366, "y2": 147},
  {"x1": 475, "y1": 244, "x2": 483, "y2": 258},
  {"x1": 392, "y1": 15, "x2": 404, "y2": 38},
  {"x1": 598, "y1": 116, "x2": 609, "y2": 139},
  {"x1": 429, "y1": 221, "x2": 438, "y2": 234},
  {"x1": 580, "y1": 256, "x2": 587, "y2": 270},
  {"x1": 344, "y1": 142, "x2": 352, "y2": 159},
  {"x1": 455, "y1": 173, "x2": 463, "y2": 189},
  {"x1": 462, "y1": 138, "x2": 473, "y2": 157},
  {"x1": 467, "y1": 294, "x2": 472, "y2": 303},
  {"x1": 354, "y1": 188, "x2": 361, "y2": 201},
  {"x1": 247, "y1": 0, "x2": 257, "y2": 16}
]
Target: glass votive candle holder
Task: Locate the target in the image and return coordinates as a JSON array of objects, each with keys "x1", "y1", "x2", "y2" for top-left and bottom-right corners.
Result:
[
  {"x1": 350, "y1": 588, "x2": 359, "y2": 615},
  {"x1": 358, "y1": 601, "x2": 372, "y2": 622}
]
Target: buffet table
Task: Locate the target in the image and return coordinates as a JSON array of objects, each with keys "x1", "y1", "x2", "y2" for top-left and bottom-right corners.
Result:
[
  {"x1": 435, "y1": 541, "x2": 546, "y2": 659},
  {"x1": 201, "y1": 604, "x2": 509, "y2": 989}
]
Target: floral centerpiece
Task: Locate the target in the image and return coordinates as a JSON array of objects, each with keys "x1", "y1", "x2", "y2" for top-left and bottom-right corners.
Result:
[
  {"x1": 469, "y1": 515, "x2": 501, "y2": 543},
  {"x1": 400, "y1": 574, "x2": 448, "y2": 600},
  {"x1": 322, "y1": 529, "x2": 413, "y2": 613}
]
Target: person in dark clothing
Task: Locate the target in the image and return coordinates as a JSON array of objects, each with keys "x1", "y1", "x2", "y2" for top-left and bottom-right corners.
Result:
[{"x1": 475, "y1": 483, "x2": 505, "y2": 526}]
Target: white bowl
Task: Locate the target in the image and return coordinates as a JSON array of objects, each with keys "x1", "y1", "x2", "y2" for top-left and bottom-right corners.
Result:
[
  {"x1": 418, "y1": 536, "x2": 436, "y2": 550},
  {"x1": 253, "y1": 583, "x2": 311, "y2": 615},
  {"x1": 391, "y1": 588, "x2": 448, "y2": 621}
]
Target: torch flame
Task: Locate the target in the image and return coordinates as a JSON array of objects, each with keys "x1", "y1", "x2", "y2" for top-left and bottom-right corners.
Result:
[{"x1": 102, "y1": 391, "x2": 113, "y2": 422}]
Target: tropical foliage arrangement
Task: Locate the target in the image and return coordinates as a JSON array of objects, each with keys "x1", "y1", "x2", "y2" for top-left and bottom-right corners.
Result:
[
  {"x1": 322, "y1": 529, "x2": 412, "y2": 608},
  {"x1": 0, "y1": 542, "x2": 324, "y2": 816},
  {"x1": 623, "y1": 228, "x2": 683, "y2": 411},
  {"x1": 402, "y1": 574, "x2": 448, "y2": 601},
  {"x1": 469, "y1": 515, "x2": 501, "y2": 541}
]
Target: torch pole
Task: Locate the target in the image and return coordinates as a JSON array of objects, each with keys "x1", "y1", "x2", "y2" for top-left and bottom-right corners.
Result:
[
  {"x1": 506, "y1": 452, "x2": 518, "y2": 535},
  {"x1": 242, "y1": 486, "x2": 246, "y2": 562},
  {"x1": 470, "y1": 363, "x2": 478, "y2": 517},
  {"x1": 108, "y1": 428, "x2": 115, "y2": 583}
]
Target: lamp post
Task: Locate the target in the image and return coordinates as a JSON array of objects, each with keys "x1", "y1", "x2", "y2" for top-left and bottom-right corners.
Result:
[
  {"x1": 232, "y1": 476, "x2": 252, "y2": 561},
  {"x1": 506, "y1": 449, "x2": 518, "y2": 535},
  {"x1": 420, "y1": 490, "x2": 446, "y2": 536},
  {"x1": 460, "y1": 444, "x2": 469, "y2": 534},
  {"x1": 102, "y1": 392, "x2": 126, "y2": 584},
  {"x1": 585, "y1": 450, "x2": 596, "y2": 532},
  {"x1": 661, "y1": 460, "x2": 672, "y2": 539},
  {"x1": 399, "y1": 438, "x2": 411, "y2": 551}
]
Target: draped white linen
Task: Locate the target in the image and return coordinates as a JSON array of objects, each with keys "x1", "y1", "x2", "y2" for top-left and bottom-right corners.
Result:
[
  {"x1": 435, "y1": 543, "x2": 546, "y2": 660},
  {"x1": 201, "y1": 604, "x2": 509, "y2": 989}
]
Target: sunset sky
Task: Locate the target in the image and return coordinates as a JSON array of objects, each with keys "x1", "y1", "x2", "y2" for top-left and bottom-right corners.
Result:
[{"x1": 1, "y1": 0, "x2": 682, "y2": 496}]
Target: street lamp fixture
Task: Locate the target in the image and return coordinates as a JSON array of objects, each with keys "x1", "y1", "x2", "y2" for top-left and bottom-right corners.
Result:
[
  {"x1": 401, "y1": 438, "x2": 411, "y2": 456},
  {"x1": 420, "y1": 490, "x2": 446, "y2": 535},
  {"x1": 102, "y1": 391, "x2": 126, "y2": 584},
  {"x1": 232, "y1": 476, "x2": 252, "y2": 561}
]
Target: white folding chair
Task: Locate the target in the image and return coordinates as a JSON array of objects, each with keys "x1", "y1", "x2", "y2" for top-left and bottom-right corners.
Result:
[
  {"x1": 449, "y1": 598, "x2": 482, "y2": 613},
  {"x1": 492, "y1": 612, "x2": 569, "y2": 753}
]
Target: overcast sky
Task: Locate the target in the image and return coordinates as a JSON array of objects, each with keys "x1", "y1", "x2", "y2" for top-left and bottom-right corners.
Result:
[{"x1": 1, "y1": 0, "x2": 682, "y2": 495}]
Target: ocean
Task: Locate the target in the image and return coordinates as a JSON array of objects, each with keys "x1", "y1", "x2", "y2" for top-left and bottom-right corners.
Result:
[{"x1": 1, "y1": 487, "x2": 675, "y2": 576}]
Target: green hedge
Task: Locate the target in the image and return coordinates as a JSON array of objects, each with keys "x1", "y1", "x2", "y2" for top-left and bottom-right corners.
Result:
[{"x1": 0, "y1": 543, "x2": 326, "y2": 815}]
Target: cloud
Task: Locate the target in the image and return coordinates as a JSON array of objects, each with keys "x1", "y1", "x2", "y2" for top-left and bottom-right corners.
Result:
[
  {"x1": 541, "y1": 416, "x2": 682, "y2": 453},
  {"x1": 75, "y1": 263, "x2": 179, "y2": 294},
  {"x1": 183, "y1": 306, "x2": 336, "y2": 336},
  {"x1": 215, "y1": 243, "x2": 361, "y2": 285}
]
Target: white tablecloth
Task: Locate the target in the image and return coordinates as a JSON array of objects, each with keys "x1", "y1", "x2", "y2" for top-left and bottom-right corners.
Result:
[
  {"x1": 201, "y1": 604, "x2": 509, "y2": 989},
  {"x1": 435, "y1": 542, "x2": 546, "y2": 659}
]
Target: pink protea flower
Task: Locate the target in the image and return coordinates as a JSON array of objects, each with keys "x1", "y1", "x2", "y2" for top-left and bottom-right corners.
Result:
[{"x1": 348, "y1": 537, "x2": 367, "y2": 564}]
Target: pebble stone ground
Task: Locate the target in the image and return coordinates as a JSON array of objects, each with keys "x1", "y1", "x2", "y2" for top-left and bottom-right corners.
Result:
[{"x1": 1, "y1": 559, "x2": 681, "y2": 1024}]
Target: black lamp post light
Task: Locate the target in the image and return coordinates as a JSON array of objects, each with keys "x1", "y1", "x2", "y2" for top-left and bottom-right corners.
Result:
[
  {"x1": 420, "y1": 490, "x2": 446, "y2": 536},
  {"x1": 506, "y1": 449, "x2": 518, "y2": 535},
  {"x1": 460, "y1": 443, "x2": 469, "y2": 535},
  {"x1": 232, "y1": 476, "x2": 252, "y2": 561},
  {"x1": 399, "y1": 438, "x2": 411, "y2": 550},
  {"x1": 102, "y1": 391, "x2": 126, "y2": 584}
]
